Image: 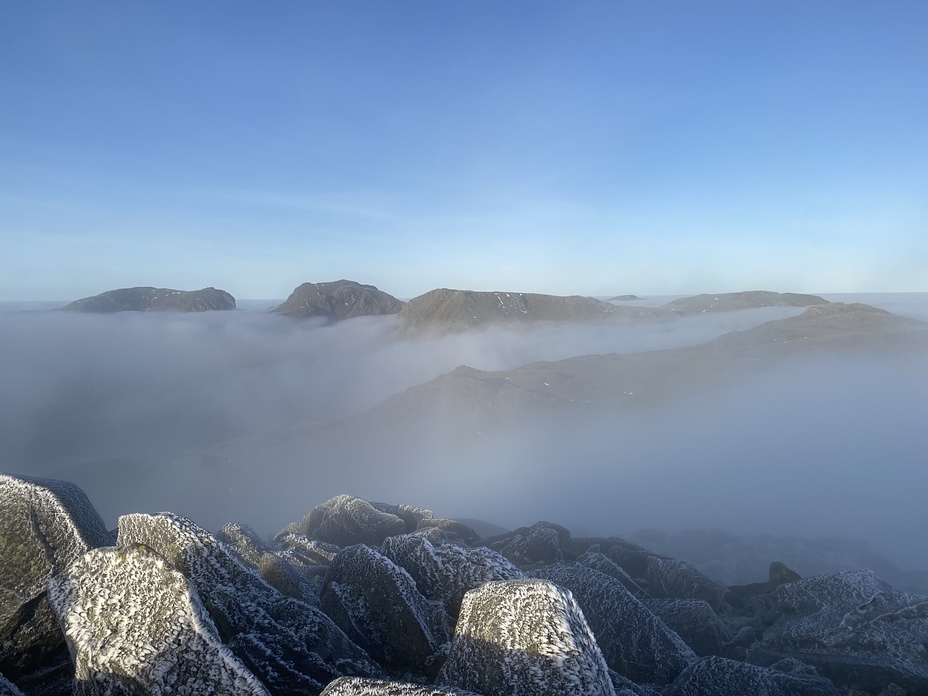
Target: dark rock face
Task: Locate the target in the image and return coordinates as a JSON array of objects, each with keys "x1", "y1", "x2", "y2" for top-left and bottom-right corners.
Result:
[
  {"x1": 664, "y1": 656, "x2": 838, "y2": 696},
  {"x1": 577, "y1": 551, "x2": 649, "y2": 598},
  {"x1": 0, "y1": 474, "x2": 113, "y2": 694},
  {"x1": 399, "y1": 288, "x2": 655, "y2": 332},
  {"x1": 380, "y1": 534, "x2": 524, "y2": 619},
  {"x1": 0, "y1": 675, "x2": 23, "y2": 696},
  {"x1": 321, "y1": 678, "x2": 480, "y2": 695},
  {"x1": 63, "y1": 286, "x2": 235, "y2": 312},
  {"x1": 646, "y1": 557, "x2": 732, "y2": 612},
  {"x1": 48, "y1": 544, "x2": 269, "y2": 695},
  {"x1": 319, "y1": 545, "x2": 449, "y2": 675},
  {"x1": 748, "y1": 570, "x2": 928, "y2": 692},
  {"x1": 117, "y1": 512, "x2": 381, "y2": 695},
  {"x1": 662, "y1": 290, "x2": 827, "y2": 315},
  {"x1": 272, "y1": 280, "x2": 404, "y2": 320},
  {"x1": 286, "y1": 495, "x2": 408, "y2": 547},
  {"x1": 437, "y1": 579, "x2": 614, "y2": 696},
  {"x1": 532, "y1": 563, "x2": 696, "y2": 685},
  {"x1": 484, "y1": 521, "x2": 574, "y2": 568},
  {"x1": 644, "y1": 599, "x2": 737, "y2": 658}
]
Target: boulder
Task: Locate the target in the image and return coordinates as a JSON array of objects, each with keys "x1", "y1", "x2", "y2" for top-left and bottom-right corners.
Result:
[
  {"x1": 48, "y1": 544, "x2": 269, "y2": 695},
  {"x1": 484, "y1": 522, "x2": 573, "y2": 568},
  {"x1": 415, "y1": 519, "x2": 481, "y2": 544},
  {"x1": 272, "y1": 280, "x2": 404, "y2": 320},
  {"x1": 646, "y1": 557, "x2": 731, "y2": 612},
  {"x1": 436, "y1": 579, "x2": 615, "y2": 696},
  {"x1": 285, "y1": 495, "x2": 407, "y2": 547},
  {"x1": 118, "y1": 512, "x2": 381, "y2": 694},
  {"x1": 217, "y1": 523, "x2": 315, "y2": 602},
  {"x1": 578, "y1": 551, "x2": 649, "y2": 598},
  {"x1": 603, "y1": 539, "x2": 667, "y2": 580},
  {"x1": 320, "y1": 677, "x2": 479, "y2": 695},
  {"x1": 380, "y1": 534, "x2": 523, "y2": 619},
  {"x1": 749, "y1": 571, "x2": 928, "y2": 692},
  {"x1": 320, "y1": 545, "x2": 449, "y2": 675},
  {"x1": 664, "y1": 656, "x2": 838, "y2": 696},
  {"x1": 370, "y1": 503, "x2": 434, "y2": 534},
  {"x1": 533, "y1": 563, "x2": 696, "y2": 684},
  {"x1": 0, "y1": 474, "x2": 113, "y2": 694},
  {"x1": 644, "y1": 599, "x2": 742, "y2": 658}
]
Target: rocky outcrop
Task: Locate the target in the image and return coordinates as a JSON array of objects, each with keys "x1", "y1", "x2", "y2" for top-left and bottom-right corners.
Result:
[
  {"x1": 380, "y1": 534, "x2": 524, "y2": 619},
  {"x1": 644, "y1": 599, "x2": 746, "y2": 658},
  {"x1": 399, "y1": 288, "x2": 654, "y2": 332},
  {"x1": 0, "y1": 474, "x2": 113, "y2": 694},
  {"x1": 533, "y1": 563, "x2": 696, "y2": 685},
  {"x1": 664, "y1": 656, "x2": 838, "y2": 696},
  {"x1": 748, "y1": 570, "x2": 928, "y2": 692},
  {"x1": 218, "y1": 523, "x2": 316, "y2": 602},
  {"x1": 646, "y1": 557, "x2": 732, "y2": 612},
  {"x1": 63, "y1": 286, "x2": 235, "y2": 312},
  {"x1": 321, "y1": 678, "x2": 479, "y2": 695},
  {"x1": 285, "y1": 495, "x2": 408, "y2": 547},
  {"x1": 484, "y1": 521, "x2": 574, "y2": 568},
  {"x1": 437, "y1": 579, "x2": 615, "y2": 696},
  {"x1": 272, "y1": 280, "x2": 404, "y2": 320},
  {"x1": 662, "y1": 291, "x2": 827, "y2": 315},
  {"x1": 48, "y1": 544, "x2": 269, "y2": 695},
  {"x1": 319, "y1": 545, "x2": 449, "y2": 675},
  {"x1": 577, "y1": 551, "x2": 649, "y2": 598},
  {"x1": 117, "y1": 512, "x2": 381, "y2": 694}
]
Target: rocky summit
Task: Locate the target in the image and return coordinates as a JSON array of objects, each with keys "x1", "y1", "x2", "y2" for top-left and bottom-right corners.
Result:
[
  {"x1": 272, "y1": 280, "x2": 405, "y2": 320},
  {"x1": 661, "y1": 290, "x2": 828, "y2": 315},
  {"x1": 398, "y1": 288, "x2": 657, "y2": 332},
  {"x1": 63, "y1": 286, "x2": 236, "y2": 312},
  {"x1": 2, "y1": 479, "x2": 927, "y2": 695}
]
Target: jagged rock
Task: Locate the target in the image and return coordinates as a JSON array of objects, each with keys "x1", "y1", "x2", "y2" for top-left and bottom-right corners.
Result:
[
  {"x1": 578, "y1": 551, "x2": 649, "y2": 598},
  {"x1": 0, "y1": 474, "x2": 113, "y2": 694},
  {"x1": 286, "y1": 495, "x2": 407, "y2": 547},
  {"x1": 665, "y1": 656, "x2": 838, "y2": 695},
  {"x1": 437, "y1": 579, "x2": 615, "y2": 696},
  {"x1": 380, "y1": 534, "x2": 524, "y2": 619},
  {"x1": 644, "y1": 599, "x2": 740, "y2": 658},
  {"x1": 48, "y1": 544, "x2": 269, "y2": 695},
  {"x1": 319, "y1": 545, "x2": 449, "y2": 675},
  {"x1": 275, "y1": 532, "x2": 341, "y2": 566},
  {"x1": 646, "y1": 557, "x2": 731, "y2": 611},
  {"x1": 415, "y1": 519, "x2": 480, "y2": 544},
  {"x1": 603, "y1": 538, "x2": 667, "y2": 580},
  {"x1": 218, "y1": 523, "x2": 315, "y2": 602},
  {"x1": 370, "y1": 503, "x2": 434, "y2": 534},
  {"x1": 533, "y1": 563, "x2": 696, "y2": 684},
  {"x1": 0, "y1": 674, "x2": 24, "y2": 696},
  {"x1": 272, "y1": 280, "x2": 404, "y2": 320},
  {"x1": 484, "y1": 521, "x2": 573, "y2": 568},
  {"x1": 63, "y1": 286, "x2": 235, "y2": 312},
  {"x1": 320, "y1": 677, "x2": 479, "y2": 695},
  {"x1": 749, "y1": 571, "x2": 928, "y2": 692},
  {"x1": 118, "y1": 512, "x2": 381, "y2": 695}
]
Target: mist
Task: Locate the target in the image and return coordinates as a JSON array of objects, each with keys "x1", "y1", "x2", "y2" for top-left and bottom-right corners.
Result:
[{"x1": 1, "y1": 296, "x2": 926, "y2": 579}]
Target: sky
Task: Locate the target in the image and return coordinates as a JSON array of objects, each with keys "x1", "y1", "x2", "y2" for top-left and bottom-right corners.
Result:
[{"x1": 1, "y1": 1, "x2": 926, "y2": 301}]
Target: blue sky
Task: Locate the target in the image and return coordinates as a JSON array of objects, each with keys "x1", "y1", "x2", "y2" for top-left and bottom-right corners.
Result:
[{"x1": 1, "y1": 1, "x2": 926, "y2": 301}]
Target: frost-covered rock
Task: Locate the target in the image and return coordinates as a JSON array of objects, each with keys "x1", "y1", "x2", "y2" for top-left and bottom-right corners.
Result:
[
  {"x1": 118, "y1": 512, "x2": 381, "y2": 695},
  {"x1": 603, "y1": 538, "x2": 666, "y2": 580},
  {"x1": 380, "y1": 534, "x2": 524, "y2": 619},
  {"x1": 533, "y1": 563, "x2": 696, "y2": 684},
  {"x1": 0, "y1": 474, "x2": 113, "y2": 694},
  {"x1": 749, "y1": 570, "x2": 928, "y2": 692},
  {"x1": 0, "y1": 674, "x2": 24, "y2": 696},
  {"x1": 276, "y1": 532, "x2": 341, "y2": 566},
  {"x1": 287, "y1": 496, "x2": 407, "y2": 547},
  {"x1": 646, "y1": 557, "x2": 731, "y2": 611},
  {"x1": 484, "y1": 521, "x2": 573, "y2": 568},
  {"x1": 370, "y1": 502, "x2": 434, "y2": 533},
  {"x1": 664, "y1": 656, "x2": 838, "y2": 696},
  {"x1": 320, "y1": 677, "x2": 479, "y2": 695},
  {"x1": 320, "y1": 544, "x2": 449, "y2": 675},
  {"x1": 644, "y1": 599, "x2": 735, "y2": 657},
  {"x1": 218, "y1": 523, "x2": 316, "y2": 602},
  {"x1": 437, "y1": 579, "x2": 615, "y2": 696},
  {"x1": 578, "y1": 551, "x2": 649, "y2": 598},
  {"x1": 415, "y1": 519, "x2": 480, "y2": 544},
  {"x1": 48, "y1": 544, "x2": 270, "y2": 695}
]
